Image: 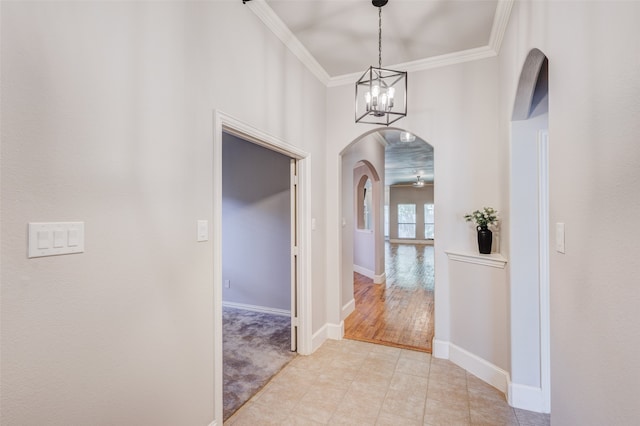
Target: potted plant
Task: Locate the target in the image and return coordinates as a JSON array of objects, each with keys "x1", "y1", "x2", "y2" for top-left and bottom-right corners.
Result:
[{"x1": 464, "y1": 207, "x2": 498, "y2": 254}]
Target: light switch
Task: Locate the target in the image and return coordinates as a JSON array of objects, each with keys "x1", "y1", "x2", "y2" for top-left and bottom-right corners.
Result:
[
  {"x1": 37, "y1": 231, "x2": 50, "y2": 249},
  {"x1": 68, "y1": 229, "x2": 80, "y2": 247},
  {"x1": 197, "y1": 220, "x2": 208, "y2": 242},
  {"x1": 556, "y1": 223, "x2": 565, "y2": 254},
  {"x1": 29, "y1": 222, "x2": 84, "y2": 258},
  {"x1": 53, "y1": 230, "x2": 65, "y2": 248}
]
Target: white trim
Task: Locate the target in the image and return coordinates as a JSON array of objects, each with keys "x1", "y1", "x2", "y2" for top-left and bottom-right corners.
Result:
[
  {"x1": 353, "y1": 264, "x2": 374, "y2": 280},
  {"x1": 246, "y1": 0, "x2": 330, "y2": 86},
  {"x1": 389, "y1": 238, "x2": 434, "y2": 245},
  {"x1": 213, "y1": 110, "x2": 313, "y2": 424},
  {"x1": 328, "y1": 46, "x2": 497, "y2": 87},
  {"x1": 310, "y1": 321, "x2": 344, "y2": 353},
  {"x1": 508, "y1": 382, "x2": 546, "y2": 413},
  {"x1": 208, "y1": 421, "x2": 217, "y2": 426},
  {"x1": 448, "y1": 343, "x2": 509, "y2": 394},
  {"x1": 222, "y1": 301, "x2": 290, "y2": 317},
  {"x1": 342, "y1": 298, "x2": 355, "y2": 319},
  {"x1": 311, "y1": 324, "x2": 328, "y2": 353},
  {"x1": 431, "y1": 340, "x2": 510, "y2": 397},
  {"x1": 432, "y1": 339, "x2": 450, "y2": 359},
  {"x1": 445, "y1": 250, "x2": 508, "y2": 269},
  {"x1": 327, "y1": 321, "x2": 344, "y2": 340},
  {"x1": 538, "y1": 130, "x2": 551, "y2": 413},
  {"x1": 488, "y1": 0, "x2": 515, "y2": 55},
  {"x1": 373, "y1": 272, "x2": 385, "y2": 284}
]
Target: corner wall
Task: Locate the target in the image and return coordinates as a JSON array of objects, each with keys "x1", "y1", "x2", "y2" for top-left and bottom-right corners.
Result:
[
  {"x1": 498, "y1": 1, "x2": 640, "y2": 422},
  {"x1": 0, "y1": 2, "x2": 327, "y2": 425}
]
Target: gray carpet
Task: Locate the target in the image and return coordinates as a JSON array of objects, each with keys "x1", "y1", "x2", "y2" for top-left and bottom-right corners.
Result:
[{"x1": 223, "y1": 306, "x2": 296, "y2": 421}]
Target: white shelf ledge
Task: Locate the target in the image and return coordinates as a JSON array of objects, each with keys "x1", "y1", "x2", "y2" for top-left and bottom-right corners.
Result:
[{"x1": 445, "y1": 250, "x2": 508, "y2": 269}]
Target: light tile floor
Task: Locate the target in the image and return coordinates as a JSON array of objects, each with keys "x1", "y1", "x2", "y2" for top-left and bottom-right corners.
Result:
[{"x1": 225, "y1": 339, "x2": 550, "y2": 426}]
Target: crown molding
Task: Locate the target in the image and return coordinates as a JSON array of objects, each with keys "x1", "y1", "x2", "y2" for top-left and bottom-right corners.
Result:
[
  {"x1": 489, "y1": 0, "x2": 515, "y2": 54},
  {"x1": 248, "y1": 0, "x2": 514, "y2": 89},
  {"x1": 327, "y1": 45, "x2": 497, "y2": 87},
  {"x1": 246, "y1": 0, "x2": 331, "y2": 86}
]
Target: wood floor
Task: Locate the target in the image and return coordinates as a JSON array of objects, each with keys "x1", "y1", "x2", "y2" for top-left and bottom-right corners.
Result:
[{"x1": 344, "y1": 243, "x2": 434, "y2": 352}]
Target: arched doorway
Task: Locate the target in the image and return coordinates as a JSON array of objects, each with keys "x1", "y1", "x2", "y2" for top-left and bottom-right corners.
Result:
[
  {"x1": 339, "y1": 129, "x2": 435, "y2": 352},
  {"x1": 510, "y1": 48, "x2": 550, "y2": 413}
]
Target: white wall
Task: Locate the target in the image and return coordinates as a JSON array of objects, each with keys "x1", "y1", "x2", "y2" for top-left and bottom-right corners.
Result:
[
  {"x1": 389, "y1": 184, "x2": 435, "y2": 241},
  {"x1": 499, "y1": 1, "x2": 640, "y2": 422},
  {"x1": 222, "y1": 133, "x2": 291, "y2": 311},
  {"x1": 510, "y1": 107, "x2": 547, "y2": 389},
  {"x1": 0, "y1": 2, "x2": 326, "y2": 425},
  {"x1": 340, "y1": 135, "x2": 385, "y2": 316},
  {"x1": 326, "y1": 58, "x2": 505, "y2": 369}
]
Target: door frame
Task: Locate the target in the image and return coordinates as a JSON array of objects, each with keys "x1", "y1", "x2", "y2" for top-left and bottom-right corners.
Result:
[{"x1": 213, "y1": 110, "x2": 312, "y2": 424}]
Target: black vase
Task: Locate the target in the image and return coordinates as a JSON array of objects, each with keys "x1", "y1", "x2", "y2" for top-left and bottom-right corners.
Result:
[{"x1": 477, "y1": 226, "x2": 492, "y2": 254}]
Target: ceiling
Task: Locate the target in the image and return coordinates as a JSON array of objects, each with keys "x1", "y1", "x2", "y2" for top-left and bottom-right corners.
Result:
[
  {"x1": 378, "y1": 130, "x2": 433, "y2": 186},
  {"x1": 265, "y1": 0, "x2": 497, "y2": 78},
  {"x1": 248, "y1": 0, "x2": 510, "y2": 185}
]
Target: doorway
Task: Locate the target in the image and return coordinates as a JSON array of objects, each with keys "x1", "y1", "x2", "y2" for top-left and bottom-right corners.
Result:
[
  {"x1": 213, "y1": 111, "x2": 311, "y2": 424},
  {"x1": 220, "y1": 131, "x2": 296, "y2": 420},
  {"x1": 340, "y1": 129, "x2": 435, "y2": 352}
]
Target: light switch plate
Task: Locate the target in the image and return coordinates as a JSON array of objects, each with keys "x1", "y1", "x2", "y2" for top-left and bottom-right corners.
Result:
[
  {"x1": 29, "y1": 222, "x2": 84, "y2": 258},
  {"x1": 197, "y1": 220, "x2": 208, "y2": 242}
]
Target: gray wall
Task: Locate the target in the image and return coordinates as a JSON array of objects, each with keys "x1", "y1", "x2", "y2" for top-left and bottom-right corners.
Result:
[
  {"x1": 222, "y1": 133, "x2": 291, "y2": 311},
  {"x1": 389, "y1": 185, "x2": 435, "y2": 241}
]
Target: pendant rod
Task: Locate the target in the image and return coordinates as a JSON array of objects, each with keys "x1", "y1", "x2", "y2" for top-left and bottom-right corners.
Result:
[{"x1": 378, "y1": 6, "x2": 382, "y2": 69}]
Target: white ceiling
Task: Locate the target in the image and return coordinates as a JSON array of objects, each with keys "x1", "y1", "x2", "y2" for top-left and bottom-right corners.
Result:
[{"x1": 265, "y1": 0, "x2": 498, "y2": 78}]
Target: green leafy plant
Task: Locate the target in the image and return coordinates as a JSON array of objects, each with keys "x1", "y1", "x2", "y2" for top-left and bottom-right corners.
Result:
[{"x1": 464, "y1": 207, "x2": 499, "y2": 229}]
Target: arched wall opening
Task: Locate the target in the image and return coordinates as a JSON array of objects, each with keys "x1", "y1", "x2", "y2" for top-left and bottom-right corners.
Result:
[
  {"x1": 509, "y1": 48, "x2": 550, "y2": 413},
  {"x1": 339, "y1": 128, "x2": 436, "y2": 351},
  {"x1": 352, "y1": 161, "x2": 383, "y2": 284}
]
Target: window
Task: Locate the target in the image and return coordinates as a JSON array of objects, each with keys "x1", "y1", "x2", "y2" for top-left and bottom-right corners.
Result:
[
  {"x1": 424, "y1": 203, "x2": 434, "y2": 239},
  {"x1": 397, "y1": 204, "x2": 416, "y2": 238}
]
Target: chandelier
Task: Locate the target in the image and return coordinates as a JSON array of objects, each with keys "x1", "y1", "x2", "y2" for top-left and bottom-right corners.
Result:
[{"x1": 355, "y1": 0, "x2": 407, "y2": 126}]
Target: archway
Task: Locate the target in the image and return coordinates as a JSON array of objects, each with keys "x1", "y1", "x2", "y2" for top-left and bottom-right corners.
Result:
[
  {"x1": 352, "y1": 163, "x2": 383, "y2": 283},
  {"x1": 509, "y1": 48, "x2": 550, "y2": 413},
  {"x1": 339, "y1": 129, "x2": 435, "y2": 352}
]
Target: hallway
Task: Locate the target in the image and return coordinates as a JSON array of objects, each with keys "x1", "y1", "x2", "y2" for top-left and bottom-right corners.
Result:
[
  {"x1": 344, "y1": 243, "x2": 434, "y2": 352},
  {"x1": 224, "y1": 339, "x2": 550, "y2": 425}
]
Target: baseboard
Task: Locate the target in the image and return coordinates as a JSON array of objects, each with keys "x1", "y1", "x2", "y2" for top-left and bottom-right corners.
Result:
[
  {"x1": 448, "y1": 343, "x2": 509, "y2": 394},
  {"x1": 222, "y1": 301, "x2": 290, "y2": 317},
  {"x1": 432, "y1": 339, "x2": 450, "y2": 359},
  {"x1": 327, "y1": 321, "x2": 344, "y2": 340},
  {"x1": 342, "y1": 298, "x2": 355, "y2": 319},
  {"x1": 374, "y1": 272, "x2": 386, "y2": 284},
  {"x1": 353, "y1": 264, "x2": 374, "y2": 279},
  {"x1": 508, "y1": 382, "x2": 547, "y2": 413},
  {"x1": 208, "y1": 421, "x2": 217, "y2": 426},
  {"x1": 311, "y1": 324, "x2": 328, "y2": 352}
]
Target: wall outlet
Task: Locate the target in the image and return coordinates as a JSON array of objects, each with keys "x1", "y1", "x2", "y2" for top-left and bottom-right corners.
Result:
[{"x1": 224, "y1": 280, "x2": 230, "y2": 288}]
